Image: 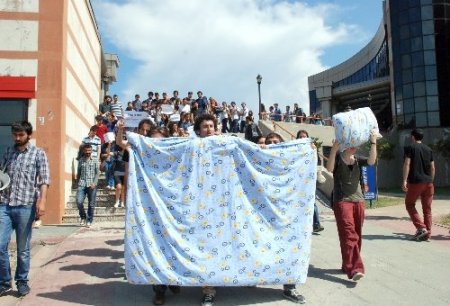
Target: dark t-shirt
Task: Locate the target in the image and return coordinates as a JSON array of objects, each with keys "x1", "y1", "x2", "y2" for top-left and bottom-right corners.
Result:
[
  {"x1": 122, "y1": 150, "x2": 129, "y2": 163},
  {"x1": 333, "y1": 154, "x2": 368, "y2": 203},
  {"x1": 404, "y1": 143, "x2": 434, "y2": 183}
]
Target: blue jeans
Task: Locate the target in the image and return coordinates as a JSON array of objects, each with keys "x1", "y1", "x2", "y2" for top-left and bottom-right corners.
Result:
[
  {"x1": 313, "y1": 203, "x2": 321, "y2": 228},
  {"x1": 76, "y1": 186, "x2": 97, "y2": 223},
  {"x1": 0, "y1": 204, "x2": 35, "y2": 285},
  {"x1": 103, "y1": 159, "x2": 115, "y2": 188}
]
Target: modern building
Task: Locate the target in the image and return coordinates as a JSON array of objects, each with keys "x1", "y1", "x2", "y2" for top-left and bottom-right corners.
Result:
[
  {"x1": 308, "y1": 0, "x2": 450, "y2": 131},
  {"x1": 0, "y1": 0, "x2": 118, "y2": 223}
]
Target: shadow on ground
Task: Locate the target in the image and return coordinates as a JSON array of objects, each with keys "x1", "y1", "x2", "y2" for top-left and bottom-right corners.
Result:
[
  {"x1": 308, "y1": 265, "x2": 356, "y2": 288},
  {"x1": 37, "y1": 283, "x2": 292, "y2": 306}
]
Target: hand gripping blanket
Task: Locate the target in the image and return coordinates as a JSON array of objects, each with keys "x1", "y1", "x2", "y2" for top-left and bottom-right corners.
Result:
[
  {"x1": 125, "y1": 133, "x2": 316, "y2": 286},
  {"x1": 332, "y1": 107, "x2": 379, "y2": 151}
]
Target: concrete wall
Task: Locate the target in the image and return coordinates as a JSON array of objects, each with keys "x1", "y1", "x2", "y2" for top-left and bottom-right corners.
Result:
[
  {"x1": 0, "y1": 0, "x2": 103, "y2": 223},
  {"x1": 64, "y1": 0, "x2": 102, "y2": 209}
]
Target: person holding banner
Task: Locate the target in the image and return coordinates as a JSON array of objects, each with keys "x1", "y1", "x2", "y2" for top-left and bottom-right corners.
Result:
[{"x1": 326, "y1": 131, "x2": 377, "y2": 282}]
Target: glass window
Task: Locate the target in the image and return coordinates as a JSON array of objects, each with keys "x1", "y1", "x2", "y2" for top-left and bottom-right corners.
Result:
[
  {"x1": 403, "y1": 83, "x2": 414, "y2": 99},
  {"x1": 422, "y1": 35, "x2": 435, "y2": 50},
  {"x1": 421, "y1": 5, "x2": 433, "y2": 19},
  {"x1": 396, "y1": 101, "x2": 403, "y2": 115},
  {"x1": 409, "y1": 7, "x2": 422, "y2": 22},
  {"x1": 395, "y1": 86, "x2": 403, "y2": 101},
  {"x1": 409, "y1": 0, "x2": 420, "y2": 7},
  {"x1": 404, "y1": 114, "x2": 415, "y2": 127},
  {"x1": 413, "y1": 66, "x2": 425, "y2": 82},
  {"x1": 0, "y1": 99, "x2": 28, "y2": 156},
  {"x1": 425, "y1": 65, "x2": 437, "y2": 80},
  {"x1": 404, "y1": 98, "x2": 414, "y2": 113},
  {"x1": 411, "y1": 52, "x2": 424, "y2": 66},
  {"x1": 400, "y1": 41, "x2": 411, "y2": 54},
  {"x1": 403, "y1": 69, "x2": 413, "y2": 83},
  {"x1": 434, "y1": 5, "x2": 444, "y2": 18},
  {"x1": 427, "y1": 111, "x2": 440, "y2": 126},
  {"x1": 414, "y1": 97, "x2": 427, "y2": 112},
  {"x1": 411, "y1": 22, "x2": 422, "y2": 37},
  {"x1": 426, "y1": 95, "x2": 439, "y2": 110},
  {"x1": 424, "y1": 50, "x2": 436, "y2": 65},
  {"x1": 399, "y1": 11, "x2": 409, "y2": 25},
  {"x1": 422, "y1": 20, "x2": 434, "y2": 35},
  {"x1": 402, "y1": 54, "x2": 412, "y2": 68},
  {"x1": 426, "y1": 80, "x2": 438, "y2": 95},
  {"x1": 415, "y1": 112, "x2": 427, "y2": 127},
  {"x1": 411, "y1": 37, "x2": 423, "y2": 51},
  {"x1": 399, "y1": 1, "x2": 409, "y2": 11},
  {"x1": 414, "y1": 82, "x2": 426, "y2": 96},
  {"x1": 421, "y1": 0, "x2": 432, "y2": 4},
  {"x1": 400, "y1": 25, "x2": 410, "y2": 39}
]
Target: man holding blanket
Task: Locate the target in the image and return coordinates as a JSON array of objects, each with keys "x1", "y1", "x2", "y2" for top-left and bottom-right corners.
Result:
[{"x1": 123, "y1": 114, "x2": 316, "y2": 305}]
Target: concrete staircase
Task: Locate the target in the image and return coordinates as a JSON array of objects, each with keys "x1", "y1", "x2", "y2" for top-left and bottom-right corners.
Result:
[{"x1": 62, "y1": 176, "x2": 125, "y2": 224}]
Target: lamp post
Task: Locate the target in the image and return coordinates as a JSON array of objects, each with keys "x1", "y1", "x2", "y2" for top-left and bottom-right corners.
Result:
[{"x1": 256, "y1": 74, "x2": 262, "y2": 119}]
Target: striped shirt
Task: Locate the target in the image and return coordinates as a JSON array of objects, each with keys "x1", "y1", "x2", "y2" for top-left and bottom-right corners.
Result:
[
  {"x1": 77, "y1": 157, "x2": 99, "y2": 187},
  {"x1": 110, "y1": 102, "x2": 124, "y2": 118},
  {"x1": 0, "y1": 144, "x2": 50, "y2": 206}
]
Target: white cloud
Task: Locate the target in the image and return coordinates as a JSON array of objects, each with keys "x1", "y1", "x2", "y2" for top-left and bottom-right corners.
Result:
[{"x1": 95, "y1": 0, "x2": 363, "y2": 115}]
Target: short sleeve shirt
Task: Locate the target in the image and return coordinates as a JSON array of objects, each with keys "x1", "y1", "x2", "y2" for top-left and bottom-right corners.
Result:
[
  {"x1": 333, "y1": 154, "x2": 368, "y2": 203},
  {"x1": 404, "y1": 143, "x2": 434, "y2": 183}
]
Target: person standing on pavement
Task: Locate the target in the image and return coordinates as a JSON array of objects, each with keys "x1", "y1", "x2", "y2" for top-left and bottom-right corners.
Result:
[
  {"x1": 296, "y1": 129, "x2": 324, "y2": 233},
  {"x1": 402, "y1": 128, "x2": 435, "y2": 241},
  {"x1": 326, "y1": 131, "x2": 377, "y2": 282},
  {"x1": 0, "y1": 121, "x2": 50, "y2": 297},
  {"x1": 76, "y1": 144, "x2": 99, "y2": 228}
]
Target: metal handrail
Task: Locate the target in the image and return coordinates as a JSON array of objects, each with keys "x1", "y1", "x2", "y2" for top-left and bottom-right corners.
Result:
[{"x1": 272, "y1": 121, "x2": 297, "y2": 140}]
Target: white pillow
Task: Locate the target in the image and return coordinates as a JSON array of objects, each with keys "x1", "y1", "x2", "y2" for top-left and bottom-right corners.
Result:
[{"x1": 332, "y1": 107, "x2": 379, "y2": 151}]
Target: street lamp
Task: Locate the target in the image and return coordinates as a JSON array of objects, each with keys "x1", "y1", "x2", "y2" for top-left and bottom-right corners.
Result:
[{"x1": 256, "y1": 74, "x2": 262, "y2": 119}]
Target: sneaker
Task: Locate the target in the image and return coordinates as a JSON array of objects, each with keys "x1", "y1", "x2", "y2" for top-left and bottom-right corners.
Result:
[
  {"x1": 86, "y1": 221, "x2": 92, "y2": 228},
  {"x1": 110, "y1": 186, "x2": 115, "y2": 191},
  {"x1": 119, "y1": 202, "x2": 125, "y2": 208},
  {"x1": 412, "y1": 228, "x2": 428, "y2": 241},
  {"x1": 0, "y1": 284, "x2": 12, "y2": 296},
  {"x1": 106, "y1": 186, "x2": 111, "y2": 190},
  {"x1": 283, "y1": 289, "x2": 306, "y2": 304},
  {"x1": 114, "y1": 201, "x2": 120, "y2": 208},
  {"x1": 352, "y1": 272, "x2": 365, "y2": 281},
  {"x1": 79, "y1": 219, "x2": 86, "y2": 226},
  {"x1": 17, "y1": 282, "x2": 30, "y2": 296},
  {"x1": 153, "y1": 291, "x2": 165, "y2": 305},
  {"x1": 33, "y1": 219, "x2": 42, "y2": 229},
  {"x1": 201, "y1": 293, "x2": 215, "y2": 306},
  {"x1": 313, "y1": 225, "x2": 324, "y2": 233}
]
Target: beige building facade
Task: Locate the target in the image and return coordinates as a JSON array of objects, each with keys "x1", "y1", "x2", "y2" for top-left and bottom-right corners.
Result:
[{"x1": 0, "y1": 0, "x2": 118, "y2": 223}]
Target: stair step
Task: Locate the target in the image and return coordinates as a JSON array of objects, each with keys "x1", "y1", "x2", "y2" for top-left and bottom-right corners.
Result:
[
  {"x1": 64, "y1": 207, "x2": 126, "y2": 215},
  {"x1": 62, "y1": 213, "x2": 126, "y2": 223}
]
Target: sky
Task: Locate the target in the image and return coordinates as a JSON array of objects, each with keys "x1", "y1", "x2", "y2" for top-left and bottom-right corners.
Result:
[{"x1": 92, "y1": 0, "x2": 383, "y2": 115}]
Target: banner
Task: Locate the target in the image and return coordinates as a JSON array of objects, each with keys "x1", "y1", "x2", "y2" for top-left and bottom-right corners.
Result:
[
  {"x1": 361, "y1": 165, "x2": 377, "y2": 200},
  {"x1": 124, "y1": 134, "x2": 317, "y2": 286},
  {"x1": 124, "y1": 111, "x2": 153, "y2": 128}
]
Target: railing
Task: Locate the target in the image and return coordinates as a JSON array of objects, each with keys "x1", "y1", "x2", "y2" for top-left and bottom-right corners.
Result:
[
  {"x1": 261, "y1": 113, "x2": 332, "y2": 126},
  {"x1": 272, "y1": 121, "x2": 297, "y2": 140}
]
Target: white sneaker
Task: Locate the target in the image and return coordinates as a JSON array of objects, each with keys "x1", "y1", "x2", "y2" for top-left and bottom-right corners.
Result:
[
  {"x1": 33, "y1": 219, "x2": 42, "y2": 229},
  {"x1": 119, "y1": 202, "x2": 125, "y2": 208},
  {"x1": 80, "y1": 219, "x2": 86, "y2": 226},
  {"x1": 114, "y1": 201, "x2": 120, "y2": 208},
  {"x1": 86, "y1": 221, "x2": 92, "y2": 228}
]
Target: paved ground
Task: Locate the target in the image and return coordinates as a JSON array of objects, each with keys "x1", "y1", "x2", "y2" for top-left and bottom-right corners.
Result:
[{"x1": 2, "y1": 198, "x2": 450, "y2": 306}]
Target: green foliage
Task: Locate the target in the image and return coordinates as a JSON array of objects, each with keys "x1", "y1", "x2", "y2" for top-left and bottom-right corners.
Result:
[
  {"x1": 432, "y1": 137, "x2": 450, "y2": 159},
  {"x1": 311, "y1": 137, "x2": 323, "y2": 150},
  {"x1": 365, "y1": 138, "x2": 396, "y2": 160}
]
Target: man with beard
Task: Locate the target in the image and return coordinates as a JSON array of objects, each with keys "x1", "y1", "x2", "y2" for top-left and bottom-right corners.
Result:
[{"x1": 0, "y1": 121, "x2": 50, "y2": 297}]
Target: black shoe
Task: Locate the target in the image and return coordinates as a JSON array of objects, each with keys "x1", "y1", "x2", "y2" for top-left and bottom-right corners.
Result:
[
  {"x1": 17, "y1": 281, "x2": 30, "y2": 296},
  {"x1": 0, "y1": 284, "x2": 12, "y2": 296},
  {"x1": 283, "y1": 288, "x2": 306, "y2": 304},
  {"x1": 168, "y1": 285, "x2": 181, "y2": 294},
  {"x1": 201, "y1": 293, "x2": 215, "y2": 306},
  {"x1": 313, "y1": 225, "x2": 324, "y2": 233},
  {"x1": 152, "y1": 291, "x2": 165, "y2": 305},
  {"x1": 412, "y1": 228, "x2": 428, "y2": 241}
]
